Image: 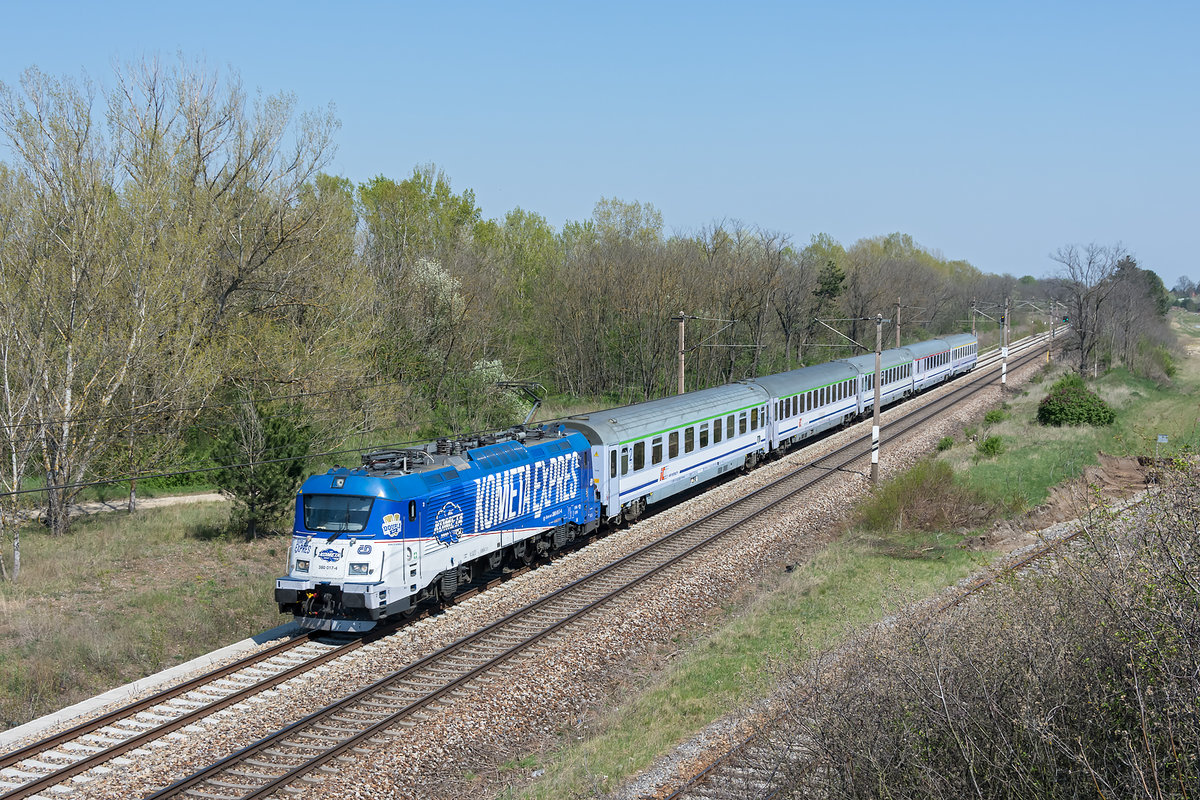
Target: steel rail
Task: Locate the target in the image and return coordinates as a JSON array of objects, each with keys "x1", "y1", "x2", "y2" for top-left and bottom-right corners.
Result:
[
  {"x1": 3, "y1": 331, "x2": 1048, "y2": 799},
  {"x1": 144, "y1": 335, "x2": 1050, "y2": 799},
  {"x1": 0, "y1": 632, "x2": 389, "y2": 800},
  {"x1": 661, "y1": 338, "x2": 1060, "y2": 800}
]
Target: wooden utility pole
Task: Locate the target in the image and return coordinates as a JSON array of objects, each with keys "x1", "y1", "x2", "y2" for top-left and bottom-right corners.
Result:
[{"x1": 895, "y1": 297, "x2": 901, "y2": 348}]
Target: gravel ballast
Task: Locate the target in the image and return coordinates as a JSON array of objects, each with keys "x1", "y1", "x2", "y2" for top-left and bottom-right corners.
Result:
[{"x1": 12, "y1": 353, "x2": 1046, "y2": 800}]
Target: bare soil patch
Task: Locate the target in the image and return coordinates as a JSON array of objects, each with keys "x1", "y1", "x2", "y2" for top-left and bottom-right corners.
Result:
[{"x1": 969, "y1": 454, "x2": 1148, "y2": 552}]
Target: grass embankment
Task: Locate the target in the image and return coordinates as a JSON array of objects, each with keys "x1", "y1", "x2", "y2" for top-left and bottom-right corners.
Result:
[
  {"x1": 0, "y1": 503, "x2": 280, "y2": 731},
  {"x1": 523, "y1": 337, "x2": 1199, "y2": 797},
  {"x1": 525, "y1": 531, "x2": 989, "y2": 798},
  {"x1": 946, "y1": 356, "x2": 1199, "y2": 511}
]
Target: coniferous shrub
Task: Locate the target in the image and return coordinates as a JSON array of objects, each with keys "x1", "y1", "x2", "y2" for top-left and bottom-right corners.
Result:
[
  {"x1": 1036, "y1": 374, "x2": 1116, "y2": 426},
  {"x1": 214, "y1": 402, "x2": 312, "y2": 539}
]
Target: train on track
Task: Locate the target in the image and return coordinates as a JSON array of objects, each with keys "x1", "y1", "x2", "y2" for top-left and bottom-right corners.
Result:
[{"x1": 276, "y1": 334, "x2": 978, "y2": 631}]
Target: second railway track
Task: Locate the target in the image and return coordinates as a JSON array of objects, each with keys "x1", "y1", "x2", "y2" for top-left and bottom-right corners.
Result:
[
  {"x1": 144, "y1": 335, "x2": 1053, "y2": 800},
  {"x1": 1, "y1": 332, "x2": 1053, "y2": 799}
]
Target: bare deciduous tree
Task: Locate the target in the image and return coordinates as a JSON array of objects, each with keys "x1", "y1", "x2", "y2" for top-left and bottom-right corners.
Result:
[{"x1": 1050, "y1": 242, "x2": 1126, "y2": 375}]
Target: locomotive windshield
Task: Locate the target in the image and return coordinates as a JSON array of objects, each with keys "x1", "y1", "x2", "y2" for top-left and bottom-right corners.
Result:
[{"x1": 303, "y1": 494, "x2": 375, "y2": 533}]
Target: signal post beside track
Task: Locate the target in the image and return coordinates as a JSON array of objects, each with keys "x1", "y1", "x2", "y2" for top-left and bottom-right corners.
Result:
[{"x1": 872, "y1": 313, "x2": 884, "y2": 485}]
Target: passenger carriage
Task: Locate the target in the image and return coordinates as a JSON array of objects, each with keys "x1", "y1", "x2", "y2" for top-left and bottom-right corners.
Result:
[
  {"x1": 942, "y1": 333, "x2": 978, "y2": 376},
  {"x1": 751, "y1": 361, "x2": 859, "y2": 451},
  {"x1": 563, "y1": 383, "x2": 771, "y2": 525},
  {"x1": 843, "y1": 349, "x2": 915, "y2": 412},
  {"x1": 904, "y1": 339, "x2": 952, "y2": 391}
]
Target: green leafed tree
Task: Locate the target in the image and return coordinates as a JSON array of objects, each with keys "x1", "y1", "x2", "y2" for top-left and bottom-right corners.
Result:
[{"x1": 0, "y1": 57, "x2": 344, "y2": 537}]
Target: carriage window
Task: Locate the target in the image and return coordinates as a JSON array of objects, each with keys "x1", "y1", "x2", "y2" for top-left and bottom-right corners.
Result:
[
  {"x1": 699, "y1": 423, "x2": 709, "y2": 448},
  {"x1": 727, "y1": 415, "x2": 735, "y2": 438},
  {"x1": 751, "y1": 408, "x2": 758, "y2": 430},
  {"x1": 685, "y1": 426, "x2": 695, "y2": 453},
  {"x1": 653, "y1": 437, "x2": 663, "y2": 465},
  {"x1": 634, "y1": 442, "x2": 645, "y2": 471},
  {"x1": 713, "y1": 418, "x2": 722, "y2": 443},
  {"x1": 669, "y1": 431, "x2": 679, "y2": 459},
  {"x1": 739, "y1": 413, "x2": 748, "y2": 435},
  {"x1": 621, "y1": 450, "x2": 629, "y2": 475},
  {"x1": 610, "y1": 450, "x2": 617, "y2": 478}
]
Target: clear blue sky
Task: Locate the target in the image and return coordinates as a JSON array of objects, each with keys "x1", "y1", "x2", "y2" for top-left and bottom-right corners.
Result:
[{"x1": 3, "y1": 1, "x2": 1196, "y2": 283}]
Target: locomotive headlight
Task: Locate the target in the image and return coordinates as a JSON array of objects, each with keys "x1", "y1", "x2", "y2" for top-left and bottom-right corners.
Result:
[
  {"x1": 349, "y1": 562, "x2": 370, "y2": 576},
  {"x1": 295, "y1": 559, "x2": 310, "y2": 573}
]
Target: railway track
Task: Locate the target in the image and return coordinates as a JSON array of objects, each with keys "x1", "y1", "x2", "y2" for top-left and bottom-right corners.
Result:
[
  {"x1": 660, "y1": 506, "x2": 1104, "y2": 800},
  {"x1": 659, "y1": 339, "x2": 1103, "y2": 800},
  {"x1": 0, "y1": 331, "x2": 1052, "y2": 799},
  {"x1": 137, "y1": 335, "x2": 1052, "y2": 799},
  {"x1": 0, "y1": 631, "x2": 365, "y2": 800}
]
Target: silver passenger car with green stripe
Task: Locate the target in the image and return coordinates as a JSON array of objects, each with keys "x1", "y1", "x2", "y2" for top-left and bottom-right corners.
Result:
[
  {"x1": 844, "y1": 349, "x2": 915, "y2": 411},
  {"x1": 750, "y1": 361, "x2": 859, "y2": 451},
  {"x1": 564, "y1": 383, "x2": 771, "y2": 523}
]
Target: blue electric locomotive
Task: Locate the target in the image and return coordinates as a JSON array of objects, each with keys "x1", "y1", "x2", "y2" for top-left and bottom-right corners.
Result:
[{"x1": 275, "y1": 428, "x2": 599, "y2": 631}]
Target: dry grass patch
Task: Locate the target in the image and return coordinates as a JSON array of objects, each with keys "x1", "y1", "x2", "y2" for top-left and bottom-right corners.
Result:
[{"x1": 0, "y1": 502, "x2": 284, "y2": 731}]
